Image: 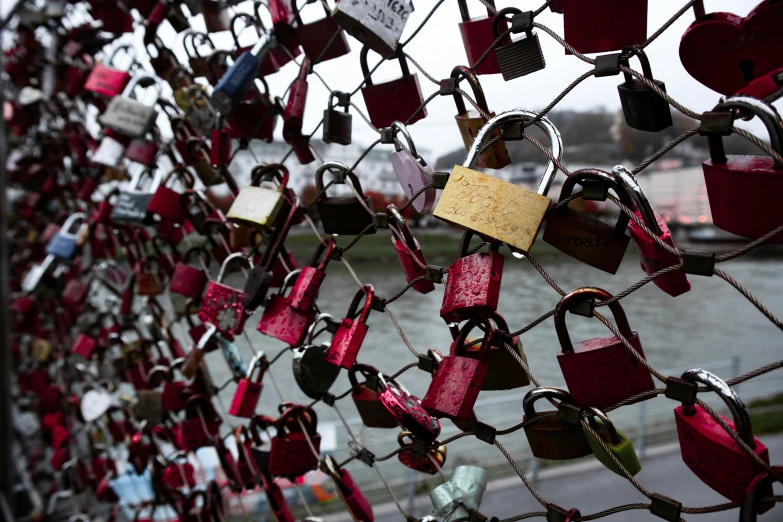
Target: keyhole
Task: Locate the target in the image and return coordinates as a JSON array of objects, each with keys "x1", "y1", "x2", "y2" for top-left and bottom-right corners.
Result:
[{"x1": 739, "y1": 60, "x2": 755, "y2": 82}]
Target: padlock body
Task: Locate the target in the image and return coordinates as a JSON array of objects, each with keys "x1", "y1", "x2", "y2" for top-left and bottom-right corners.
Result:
[
  {"x1": 397, "y1": 446, "x2": 445, "y2": 475},
  {"x1": 125, "y1": 138, "x2": 159, "y2": 166},
  {"x1": 283, "y1": 79, "x2": 308, "y2": 145},
  {"x1": 463, "y1": 338, "x2": 530, "y2": 390},
  {"x1": 618, "y1": 79, "x2": 672, "y2": 132},
  {"x1": 256, "y1": 294, "x2": 317, "y2": 346},
  {"x1": 297, "y1": 19, "x2": 351, "y2": 64},
  {"x1": 563, "y1": 0, "x2": 647, "y2": 55},
  {"x1": 391, "y1": 149, "x2": 436, "y2": 213},
  {"x1": 172, "y1": 418, "x2": 221, "y2": 450},
  {"x1": 317, "y1": 196, "x2": 377, "y2": 235},
  {"x1": 325, "y1": 319, "x2": 369, "y2": 369},
  {"x1": 392, "y1": 237, "x2": 434, "y2": 294},
  {"x1": 353, "y1": 386, "x2": 400, "y2": 428},
  {"x1": 161, "y1": 382, "x2": 187, "y2": 411},
  {"x1": 72, "y1": 334, "x2": 98, "y2": 359},
  {"x1": 523, "y1": 414, "x2": 593, "y2": 460},
  {"x1": 336, "y1": 468, "x2": 374, "y2": 522},
  {"x1": 628, "y1": 209, "x2": 691, "y2": 297},
  {"x1": 288, "y1": 266, "x2": 325, "y2": 311},
  {"x1": 495, "y1": 34, "x2": 546, "y2": 81},
  {"x1": 459, "y1": 16, "x2": 508, "y2": 75},
  {"x1": 455, "y1": 111, "x2": 511, "y2": 169},
  {"x1": 378, "y1": 385, "x2": 441, "y2": 442},
  {"x1": 170, "y1": 264, "x2": 208, "y2": 298},
  {"x1": 228, "y1": 379, "x2": 263, "y2": 418},
  {"x1": 703, "y1": 157, "x2": 783, "y2": 244},
  {"x1": 323, "y1": 110, "x2": 353, "y2": 145},
  {"x1": 543, "y1": 207, "x2": 630, "y2": 274},
  {"x1": 199, "y1": 281, "x2": 249, "y2": 335},
  {"x1": 136, "y1": 271, "x2": 165, "y2": 296},
  {"x1": 148, "y1": 186, "x2": 187, "y2": 223},
  {"x1": 440, "y1": 251, "x2": 504, "y2": 322},
  {"x1": 674, "y1": 405, "x2": 769, "y2": 502},
  {"x1": 421, "y1": 355, "x2": 488, "y2": 421},
  {"x1": 584, "y1": 425, "x2": 641, "y2": 477},
  {"x1": 269, "y1": 432, "x2": 321, "y2": 477},
  {"x1": 557, "y1": 332, "x2": 654, "y2": 408},
  {"x1": 84, "y1": 64, "x2": 131, "y2": 97},
  {"x1": 361, "y1": 74, "x2": 427, "y2": 129},
  {"x1": 226, "y1": 186, "x2": 285, "y2": 231},
  {"x1": 331, "y1": 0, "x2": 409, "y2": 58}
]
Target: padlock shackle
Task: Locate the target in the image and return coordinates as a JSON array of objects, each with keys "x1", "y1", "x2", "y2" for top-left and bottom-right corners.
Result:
[
  {"x1": 250, "y1": 163, "x2": 290, "y2": 189},
  {"x1": 183, "y1": 245, "x2": 211, "y2": 268},
  {"x1": 248, "y1": 413, "x2": 276, "y2": 445},
  {"x1": 308, "y1": 237, "x2": 337, "y2": 270},
  {"x1": 328, "y1": 91, "x2": 350, "y2": 113},
  {"x1": 712, "y1": 96, "x2": 783, "y2": 169},
  {"x1": 359, "y1": 45, "x2": 411, "y2": 88},
  {"x1": 186, "y1": 137, "x2": 210, "y2": 161},
  {"x1": 347, "y1": 363, "x2": 383, "y2": 389},
  {"x1": 582, "y1": 407, "x2": 621, "y2": 445},
  {"x1": 345, "y1": 285, "x2": 374, "y2": 324},
  {"x1": 611, "y1": 165, "x2": 662, "y2": 236},
  {"x1": 557, "y1": 168, "x2": 634, "y2": 234},
  {"x1": 462, "y1": 109, "x2": 563, "y2": 196},
  {"x1": 739, "y1": 465, "x2": 783, "y2": 521},
  {"x1": 522, "y1": 386, "x2": 572, "y2": 418},
  {"x1": 60, "y1": 212, "x2": 89, "y2": 236},
  {"x1": 387, "y1": 204, "x2": 417, "y2": 249},
  {"x1": 186, "y1": 84, "x2": 212, "y2": 106},
  {"x1": 108, "y1": 43, "x2": 136, "y2": 69},
  {"x1": 306, "y1": 312, "x2": 336, "y2": 344},
  {"x1": 184, "y1": 31, "x2": 216, "y2": 60},
  {"x1": 457, "y1": 0, "x2": 496, "y2": 22},
  {"x1": 451, "y1": 317, "x2": 493, "y2": 360},
  {"x1": 145, "y1": 365, "x2": 173, "y2": 388},
  {"x1": 456, "y1": 230, "x2": 501, "y2": 258},
  {"x1": 277, "y1": 404, "x2": 318, "y2": 436},
  {"x1": 491, "y1": 6, "x2": 526, "y2": 39},
  {"x1": 122, "y1": 75, "x2": 162, "y2": 103},
  {"x1": 315, "y1": 161, "x2": 368, "y2": 199},
  {"x1": 245, "y1": 351, "x2": 268, "y2": 381},
  {"x1": 278, "y1": 268, "x2": 303, "y2": 296},
  {"x1": 217, "y1": 252, "x2": 254, "y2": 283},
  {"x1": 163, "y1": 165, "x2": 195, "y2": 189},
  {"x1": 620, "y1": 44, "x2": 654, "y2": 85},
  {"x1": 391, "y1": 121, "x2": 418, "y2": 157},
  {"x1": 680, "y1": 368, "x2": 755, "y2": 446},
  {"x1": 231, "y1": 12, "x2": 263, "y2": 48},
  {"x1": 450, "y1": 65, "x2": 489, "y2": 117},
  {"x1": 554, "y1": 287, "x2": 634, "y2": 353}
]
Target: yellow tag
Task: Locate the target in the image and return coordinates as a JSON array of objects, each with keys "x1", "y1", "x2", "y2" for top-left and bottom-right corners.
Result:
[{"x1": 433, "y1": 165, "x2": 551, "y2": 254}]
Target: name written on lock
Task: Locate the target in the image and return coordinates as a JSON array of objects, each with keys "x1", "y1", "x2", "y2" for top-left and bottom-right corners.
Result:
[{"x1": 433, "y1": 166, "x2": 550, "y2": 253}]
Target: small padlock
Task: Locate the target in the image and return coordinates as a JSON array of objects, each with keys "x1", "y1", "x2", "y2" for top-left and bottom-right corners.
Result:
[
  {"x1": 390, "y1": 121, "x2": 435, "y2": 213},
  {"x1": 360, "y1": 47, "x2": 427, "y2": 129},
  {"x1": 543, "y1": 168, "x2": 633, "y2": 274},
  {"x1": 315, "y1": 161, "x2": 377, "y2": 235},
  {"x1": 185, "y1": 32, "x2": 217, "y2": 80},
  {"x1": 617, "y1": 46, "x2": 672, "y2": 132},
  {"x1": 210, "y1": 112, "x2": 232, "y2": 168},
  {"x1": 269, "y1": 405, "x2": 321, "y2": 478},
  {"x1": 324, "y1": 285, "x2": 374, "y2": 369},
  {"x1": 170, "y1": 246, "x2": 211, "y2": 298},
  {"x1": 169, "y1": 66, "x2": 198, "y2": 112},
  {"x1": 292, "y1": 316, "x2": 341, "y2": 399},
  {"x1": 523, "y1": 387, "x2": 593, "y2": 460},
  {"x1": 186, "y1": 86, "x2": 218, "y2": 138},
  {"x1": 264, "y1": 476, "x2": 295, "y2": 522},
  {"x1": 613, "y1": 165, "x2": 690, "y2": 297},
  {"x1": 581, "y1": 407, "x2": 641, "y2": 477},
  {"x1": 458, "y1": 0, "x2": 508, "y2": 75},
  {"x1": 560, "y1": 0, "x2": 647, "y2": 55},
  {"x1": 111, "y1": 168, "x2": 163, "y2": 226},
  {"x1": 84, "y1": 44, "x2": 135, "y2": 97},
  {"x1": 161, "y1": 452, "x2": 196, "y2": 490},
  {"x1": 397, "y1": 431, "x2": 447, "y2": 475},
  {"x1": 323, "y1": 455, "x2": 374, "y2": 522},
  {"x1": 674, "y1": 369, "x2": 770, "y2": 503},
  {"x1": 323, "y1": 92, "x2": 352, "y2": 145},
  {"x1": 331, "y1": 0, "x2": 412, "y2": 57},
  {"x1": 350, "y1": 364, "x2": 400, "y2": 429},
  {"x1": 171, "y1": 395, "x2": 222, "y2": 450},
  {"x1": 227, "y1": 80, "x2": 280, "y2": 142},
  {"x1": 230, "y1": 13, "x2": 281, "y2": 78},
  {"x1": 147, "y1": 166, "x2": 195, "y2": 224},
  {"x1": 199, "y1": 252, "x2": 255, "y2": 335},
  {"x1": 99, "y1": 75, "x2": 161, "y2": 139},
  {"x1": 288, "y1": 238, "x2": 335, "y2": 312},
  {"x1": 227, "y1": 164, "x2": 291, "y2": 232},
  {"x1": 46, "y1": 213, "x2": 89, "y2": 261},
  {"x1": 229, "y1": 352, "x2": 268, "y2": 418},
  {"x1": 292, "y1": 0, "x2": 351, "y2": 64},
  {"x1": 256, "y1": 269, "x2": 318, "y2": 346},
  {"x1": 492, "y1": 8, "x2": 546, "y2": 81},
  {"x1": 146, "y1": 364, "x2": 188, "y2": 412},
  {"x1": 147, "y1": 37, "x2": 180, "y2": 80},
  {"x1": 211, "y1": 33, "x2": 277, "y2": 116},
  {"x1": 422, "y1": 318, "x2": 493, "y2": 422},
  {"x1": 283, "y1": 57, "x2": 311, "y2": 145},
  {"x1": 388, "y1": 204, "x2": 434, "y2": 294},
  {"x1": 135, "y1": 257, "x2": 166, "y2": 296},
  {"x1": 460, "y1": 312, "x2": 529, "y2": 391},
  {"x1": 555, "y1": 287, "x2": 655, "y2": 408}
]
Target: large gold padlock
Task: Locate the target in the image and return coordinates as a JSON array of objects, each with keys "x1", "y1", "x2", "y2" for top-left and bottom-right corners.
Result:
[
  {"x1": 226, "y1": 164, "x2": 291, "y2": 232},
  {"x1": 452, "y1": 66, "x2": 510, "y2": 170},
  {"x1": 434, "y1": 109, "x2": 562, "y2": 254}
]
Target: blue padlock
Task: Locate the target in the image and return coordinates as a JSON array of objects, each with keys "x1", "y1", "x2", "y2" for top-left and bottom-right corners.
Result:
[
  {"x1": 45, "y1": 213, "x2": 88, "y2": 260},
  {"x1": 212, "y1": 34, "x2": 277, "y2": 115}
]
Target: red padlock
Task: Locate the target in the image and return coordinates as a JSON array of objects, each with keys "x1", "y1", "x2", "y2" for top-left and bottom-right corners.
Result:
[
  {"x1": 161, "y1": 452, "x2": 196, "y2": 490},
  {"x1": 147, "y1": 166, "x2": 195, "y2": 224},
  {"x1": 377, "y1": 373, "x2": 442, "y2": 443},
  {"x1": 388, "y1": 204, "x2": 434, "y2": 294},
  {"x1": 72, "y1": 319, "x2": 103, "y2": 359},
  {"x1": 229, "y1": 352, "x2": 268, "y2": 418},
  {"x1": 199, "y1": 253, "x2": 254, "y2": 335},
  {"x1": 292, "y1": 0, "x2": 351, "y2": 64},
  {"x1": 422, "y1": 318, "x2": 492, "y2": 422},
  {"x1": 235, "y1": 426, "x2": 262, "y2": 489},
  {"x1": 84, "y1": 44, "x2": 135, "y2": 97},
  {"x1": 360, "y1": 47, "x2": 427, "y2": 129},
  {"x1": 146, "y1": 365, "x2": 188, "y2": 412},
  {"x1": 171, "y1": 395, "x2": 222, "y2": 450},
  {"x1": 227, "y1": 81, "x2": 280, "y2": 142},
  {"x1": 257, "y1": 269, "x2": 317, "y2": 347},
  {"x1": 287, "y1": 238, "x2": 335, "y2": 312},
  {"x1": 560, "y1": 0, "x2": 647, "y2": 55},
  {"x1": 458, "y1": 0, "x2": 508, "y2": 75},
  {"x1": 106, "y1": 407, "x2": 134, "y2": 444},
  {"x1": 230, "y1": 14, "x2": 281, "y2": 78},
  {"x1": 350, "y1": 364, "x2": 400, "y2": 429},
  {"x1": 555, "y1": 287, "x2": 655, "y2": 408},
  {"x1": 269, "y1": 405, "x2": 321, "y2": 478},
  {"x1": 614, "y1": 165, "x2": 691, "y2": 297},
  {"x1": 673, "y1": 369, "x2": 770, "y2": 503},
  {"x1": 440, "y1": 233, "x2": 504, "y2": 323},
  {"x1": 323, "y1": 455, "x2": 374, "y2": 522},
  {"x1": 263, "y1": 477, "x2": 295, "y2": 522},
  {"x1": 122, "y1": 347, "x2": 155, "y2": 391},
  {"x1": 283, "y1": 58, "x2": 311, "y2": 145},
  {"x1": 210, "y1": 114, "x2": 232, "y2": 168},
  {"x1": 170, "y1": 247, "x2": 211, "y2": 298},
  {"x1": 738, "y1": 67, "x2": 783, "y2": 101},
  {"x1": 324, "y1": 285, "x2": 374, "y2": 369}
]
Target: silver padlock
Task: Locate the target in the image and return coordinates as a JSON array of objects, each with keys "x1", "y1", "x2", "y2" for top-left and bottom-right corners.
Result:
[
  {"x1": 430, "y1": 466, "x2": 488, "y2": 522},
  {"x1": 186, "y1": 85, "x2": 217, "y2": 137},
  {"x1": 331, "y1": 0, "x2": 414, "y2": 57},
  {"x1": 390, "y1": 121, "x2": 435, "y2": 213},
  {"x1": 99, "y1": 75, "x2": 162, "y2": 138},
  {"x1": 91, "y1": 133, "x2": 128, "y2": 168}
]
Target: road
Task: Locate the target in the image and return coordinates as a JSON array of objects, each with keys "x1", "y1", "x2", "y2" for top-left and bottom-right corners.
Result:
[{"x1": 331, "y1": 433, "x2": 783, "y2": 522}]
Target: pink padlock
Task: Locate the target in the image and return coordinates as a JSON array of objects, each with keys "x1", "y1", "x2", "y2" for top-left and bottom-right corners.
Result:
[
  {"x1": 391, "y1": 121, "x2": 436, "y2": 213},
  {"x1": 323, "y1": 455, "x2": 374, "y2": 522},
  {"x1": 257, "y1": 269, "x2": 317, "y2": 347},
  {"x1": 388, "y1": 204, "x2": 434, "y2": 295},
  {"x1": 288, "y1": 238, "x2": 336, "y2": 312},
  {"x1": 283, "y1": 58, "x2": 311, "y2": 145},
  {"x1": 325, "y1": 285, "x2": 374, "y2": 369}
]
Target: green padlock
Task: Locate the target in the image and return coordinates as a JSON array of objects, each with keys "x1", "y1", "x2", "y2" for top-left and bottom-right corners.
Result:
[{"x1": 582, "y1": 407, "x2": 641, "y2": 477}]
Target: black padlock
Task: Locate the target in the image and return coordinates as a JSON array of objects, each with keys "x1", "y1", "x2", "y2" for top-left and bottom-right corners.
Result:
[
  {"x1": 617, "y1": 45, "x2": 673, "y2": 132},
  {"x1": 323, "y1": 91, "x2": 352, "y2": 146},
  {"x1": 492, "y1": 8, "x2": 546, "y2": 82},
  {"x1": 315, "y1": 161, "x2": 376, "y2": 236}
]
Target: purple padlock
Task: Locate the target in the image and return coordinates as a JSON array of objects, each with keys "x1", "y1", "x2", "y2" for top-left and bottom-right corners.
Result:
[{"x1": 391, "y1": 121, "x2": 436, "y2": 213}]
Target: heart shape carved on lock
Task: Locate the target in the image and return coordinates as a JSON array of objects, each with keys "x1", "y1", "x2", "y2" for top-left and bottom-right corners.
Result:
[{"x1": 679, "y1": 0, "x2": 783, "y2": 95}]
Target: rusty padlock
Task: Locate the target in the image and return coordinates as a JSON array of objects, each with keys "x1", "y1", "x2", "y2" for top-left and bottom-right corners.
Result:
[{"x1": 523, "y1": 387, "x2": 592, "y2": 460}]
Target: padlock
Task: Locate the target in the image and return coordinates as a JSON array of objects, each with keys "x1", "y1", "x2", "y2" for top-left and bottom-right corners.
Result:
[
  {"x1": 171, "y1": 395, "x2": 222, "y2": 450},
  {"x1": 146, "y1": 365, "x2": 188, "y2": 412},
  {"x1": 434, "y1": 109, "x2": 563, "y2": 254},
  {"x1": 147, "y1": 37, "x2": 180, "y2": 80},
  {"x1": 161, "y1": 452, "x2": 196, "y2": 490},
  {"x1": 92, "y1": 133, "x2": 128, "y2": 170},
  {"x1": 440, "y1": 232, "x2": 503, "y2": 323},
  {"x1": 422, "y1": 318, "x2": 492, "y2": 422},
  {"x1": 282, "y1": 57, "x2": 311, "y2": 145},
  {"x1": 543, "y1": 168, "x2": 633, "y2": 274},
  {"x1": 702, "y1": 96, "x2": 783, "y2": 243},
  {"x1": 124, "y1": 135, "x2": 160, "y2": 167},
  {"x1": 227, "y1": 80, "x2": 280, "y2": 142},
  {"x1": 555, "y1": 287, "x2": 655, "y2": 408},
  {"x1": 264, "y1": 477, "x2": 295, "y2": 522},
  {"x1": 332, "y1": 0, "x2": 412, "y2": 57},
  {"x1": 31, "y1": 337, "x2": 53, "y2": 362},
  {"x1": 391, "y1": 121, "x2": 435, "y2": 213},
  {"x1": 111, "y1": 168, "x2": 163, "y2": 226},
  {"x1": 170, "y1": 247, "x2": 211, "y2": 298},
  {"x1": 739, "y1": 466, "x2": 781, "y2": 521},
  {"x1": 556, "y1": 0, "x2": 647, "y2": 55},
  {"x1": 84, "y1": 44, "x2": 135, "y2": 97},
  {"x1": 492, "y1": 8, "x2": 546, "y2": 81},
  {"x1": 257, "y1": 269, "x2": 318, "y2": 346},
  {"x1": 234, "y1": 426, "x2": 262, "y2": 489},
  {"x1": 617, "y1": 46, "x2": 672, "y2": 132},
  {"x1": 323, "y1": 455, "x2": 374, "y2": 522},
  {"x1": 430, "y1": 466, "x2": 488, "y2": 522},
  {"x1": 292, "y1": 0, "x2": 351, "y2": 64},
  {"x1": 169, "y1": 66, "x2": 197, "y2": 111},
  {"x1": 106, "y1": 407, "x2": 134, "y2": 444},
  {"x1": 674, "y1": 369, "x2": 770, "y2": 502},
  {"x1": 292, "y1": 317, "x2": 341, "y2": 399},
  {"x1": 350, "y1": 364, "x2": 400, "y2": 429},
  {"x1": 199, "y1": 253, "x2": 254, "y2": 335},
  {"x1": 230, "y1": 13, "x2": 281, "y2": 78},
  {"x1": 147, "y1": 166, "x2": 195, "y2": 224},
  {"x1": 143, "y1": 1, "x2": 168, "y2": 45},
  {"x1": 315, "y1": 161, "x2": 376, "y2": 235},
  {"x1": 679, "y1": 0, "x2": 783, "y2": 96},
  {"x1": 46, "y1": 213, "x2": 88, "y2": 261},
  {"x1": 135, "y1": 257, "x2": 165, "y2": 297},
  {"x1": 211, "y1": 33, "x2": 277, "y2": 116},
  {"x1": 397, "y1": 431, "x2": 447, "y2": 475},
  {"x1": 360, "y1": 47, "x2": 427, "y2": 129},
  {"x1": 376, "y1": 371, "x2": 443, "y2": 442},
  {"x1": 738, "y1": 67, "x2": 783, "y2": 102},
  {"x1": 227, "y1": 164, "x2": 290, "y2": 232},
  {"x1": 185, "y1": 87, "x2": 218, "y2": 139},
  {"x1": 613, "y1": 165, "x2": 691, "y2": 297},
  {"x1": 460, "y1": 312, "x2": 529, "y2": 390},
  {"x1": 186, "y1": 139, "x2": 223, "y2": 188},
  {"x1": 451, "y1": 66, "x2": 510, "y2": 169},
  {"x1": 121, "y1": 344, "x2": 157, "y2": 391},
  {"x1": 388, "y1": 204, "x2": 434, "y2": 294},
  {"x1": 323, "y1": 92, "x2": 352, "y2": 145},
  {"x1": 201, "y1": 0, "x2": 232, "y2": 32},
  {"x1": 263, "y1": 0, "x2": 303, "y2": 69},
  {"x1": 269, "y1": 405, "x2": 321, "y2": 477},
  {"x1": 210, "y1": 113, "x2": 232, "y2": 168},
  {"x1": 325, "y1": 285, "x2": 374, "y2": 369},
  {"x1": 99, "y1": 75, "x2": 161, "y2": 139},
  {"x1": 581, "y1": 407, "x2": 641, "y2": 477},
  {"x1": 288, "y1": 238, "x2": 335, "y2": 312},
  {"x1": 523, "y1": 387, "x2": 592, "y2": 460},
  {"x1": 229, "y1": 352, "x2": 268, "y2": 418},
  {"x1": 458, "y1": 0, "x2": 508, "y2": 75}
]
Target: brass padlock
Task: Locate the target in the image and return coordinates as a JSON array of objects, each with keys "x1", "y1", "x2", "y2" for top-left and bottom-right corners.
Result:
[{"x1": 227, "y1": 164, "x2": 291, "y2": 232}]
